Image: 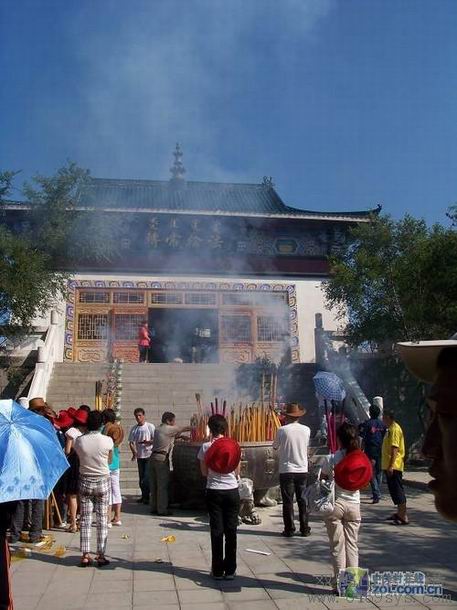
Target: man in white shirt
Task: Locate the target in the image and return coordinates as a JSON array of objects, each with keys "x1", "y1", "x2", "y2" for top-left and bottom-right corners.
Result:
[
  {"x1": 273, "y1": 403, "x2": 311, "y2": 537},
  {"x1": 128, "y1": 408, "x2": 155, "y2": 504}
]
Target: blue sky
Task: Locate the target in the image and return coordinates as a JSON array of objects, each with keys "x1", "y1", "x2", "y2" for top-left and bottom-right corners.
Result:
[{"x1": 1, "y1": 0, "x2": 456, "y2": 224}]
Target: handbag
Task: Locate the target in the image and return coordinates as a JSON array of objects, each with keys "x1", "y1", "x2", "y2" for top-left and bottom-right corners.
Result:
[{"x1": 304, "y1": 464, "x2": 335, "y2": 517}]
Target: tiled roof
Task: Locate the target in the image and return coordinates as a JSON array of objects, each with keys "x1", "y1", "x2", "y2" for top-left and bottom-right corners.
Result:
[
  {"x1": 75, "y1": 178, "x2": 376, "y2": 221},
  {"x1": 77, "y1": 178, "x2": 289, "y2": 214}
]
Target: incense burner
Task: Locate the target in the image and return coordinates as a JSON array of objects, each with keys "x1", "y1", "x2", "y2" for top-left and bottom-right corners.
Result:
[{"x1": 171, "y1": 441, "x2": 280, "y2": 509}]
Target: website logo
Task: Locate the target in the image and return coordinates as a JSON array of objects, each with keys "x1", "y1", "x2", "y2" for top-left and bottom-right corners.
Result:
[{"x1": 338, "y1": 567, "x2": 369, "y2": 598}]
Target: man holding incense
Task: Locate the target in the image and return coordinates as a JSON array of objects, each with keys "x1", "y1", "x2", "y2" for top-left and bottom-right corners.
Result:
[
  {"x1": 148, "y1": 412, "x2": 191, "y2": 516},
  {"x1": 273, "y1": 403, "x2": 311, "y2": 537}
]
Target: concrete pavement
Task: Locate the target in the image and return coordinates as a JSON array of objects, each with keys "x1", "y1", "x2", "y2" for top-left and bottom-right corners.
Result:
[{"x1": 10, "y1": 486, "x2": 457, "y2": 610}]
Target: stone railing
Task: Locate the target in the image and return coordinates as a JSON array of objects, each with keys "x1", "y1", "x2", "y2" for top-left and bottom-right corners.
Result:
[
  {"x1": 314, "y1": 314, "x2": 371, "y2": 424},
  {"x1": 20, "y1": 310, "x2": 61, "y2": 407}
]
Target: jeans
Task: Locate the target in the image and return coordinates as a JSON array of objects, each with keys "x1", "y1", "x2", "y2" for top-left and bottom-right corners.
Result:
[
  {"x1": 206, "y1": 488, "x2": 240, "y2": 577},
  {"x1": 279, "y1": 472, "x2": 309, "y2": 534},
  {"x1": 10, "y1": 500, "x2": 44, "y2": 543},
  {"x1": 137, "y1": 457, "x2": 150, "y2": 501},
  {"x1": 149, "y1": 458, "x2": 170, "y2": 514},
  {"x1": 368, "y1": 453, "x2": 383, "y2": 500},
  {"x1": 324, "y1": 499, "x2": 361, "y2": 581}
]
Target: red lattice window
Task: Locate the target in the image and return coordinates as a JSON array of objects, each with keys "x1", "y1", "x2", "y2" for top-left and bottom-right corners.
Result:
[
  {"x1": 114, "y1": 314, "x2": 145, "y2": 340},
  {"x1": 257, "y1": 315, "x2": 288, "y2": 342},
  {"x1": 77, "y1": 314, "x2": 108, "y2": 340},
  {"x1": 221, "y1": 315, "x2": 252, "y2": 342}
]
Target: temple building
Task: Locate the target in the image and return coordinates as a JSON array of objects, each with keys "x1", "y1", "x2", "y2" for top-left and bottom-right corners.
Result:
[{"x1": 9, "y1": 146, "x2": 377, "y2": 366}]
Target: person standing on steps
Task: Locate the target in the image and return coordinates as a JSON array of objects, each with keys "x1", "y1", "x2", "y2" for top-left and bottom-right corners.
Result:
[
  {"x1": 359, "y1": 404, "x2": 386, "y2": 504},
  {"x1": 148, "y1": 412, "x2": 191, "y2": 516},
  {"x1": 273, "y1": 403, "x2": 311, "y2": 537},
  {"x1": 128, "y1": 408, "x2": 155, "y2": 504},
  {"x1": 382, "y1": 411, "x2": 409, "y2": 525}
]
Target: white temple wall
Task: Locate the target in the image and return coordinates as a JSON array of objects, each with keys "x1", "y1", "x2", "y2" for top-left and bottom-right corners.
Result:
[{"x1": 29, "y1": 271, "x2": 341, "y2": 364}]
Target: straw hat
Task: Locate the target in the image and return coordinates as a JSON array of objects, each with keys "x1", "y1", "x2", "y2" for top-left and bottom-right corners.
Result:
[
  {"x1": 281, "y1": 403, "x2": 306, "y2": 418},
  {"x1": 28, "y1": 397, "x2": 57, "y2": 420},
  {"x1": 397, "y1": 339, "x2": 457, "y2": 383},
  {"x1": 29, "y1": 397, "x2": 46, "y2": 411}
]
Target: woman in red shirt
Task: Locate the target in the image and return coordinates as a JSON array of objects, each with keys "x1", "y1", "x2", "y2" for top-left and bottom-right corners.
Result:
[{"x1": 138, "y1": 321, "x2": 150, "y2": 363}]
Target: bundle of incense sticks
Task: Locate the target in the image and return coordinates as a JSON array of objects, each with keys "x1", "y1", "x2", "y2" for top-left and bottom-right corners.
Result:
[{"x1": 190, "y1": 395, "x2": 282, "y2": 443}]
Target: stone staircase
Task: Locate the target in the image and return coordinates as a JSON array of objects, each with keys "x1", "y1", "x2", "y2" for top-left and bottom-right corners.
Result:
[
  {"x1": 46, "y1": 362, "x2": 238, "y2": 496},
  {"x1": 46, "y1": 362, "x2": 322, "y2": 497},
  {"x1": 46, "y1": 363, "x2": 110, "y2": 408}
]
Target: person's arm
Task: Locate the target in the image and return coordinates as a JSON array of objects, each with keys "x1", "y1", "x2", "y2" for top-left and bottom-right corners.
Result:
[
  {"x1": 129, "y1": 441, "x2": 137, "y2": 459},
  {"x1": 387, "y1": 446, "x2": 399, "y2": 476},
  {"x1": 200, "y1": 459, "x2": 208, "y2": 477},
  {"x1": 129, "y1": 441, "x2": 137, "y2": 460},
  {"x1": 175, "y1": 425, "x2": 191, "y2": 436},
  {"x1": 108, "y1": 450, "x2": 113, "y2": 465},
  {"x1": 65, "y1": 436, "x2": 74, "y2": 456},
  {"x1": 387, "y1": 426, "x2": 400, "y2": 475},
  {"x1": 128, "y1": 426, "x2": 138, "y2": 460},
  {"x1": 197, "y1": 444, "x2": 207, "y2": 476}
]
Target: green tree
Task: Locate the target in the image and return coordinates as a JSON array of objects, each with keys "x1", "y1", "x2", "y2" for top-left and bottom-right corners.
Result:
[
  {"x1": 324, "y1": 213, "x2": 457, "y2": 448},
  {"x1": 323, "y1": 213, "x2": 457, "y2": 351},
  {"x1": 1, "y1": 162, "x2": 128, "y2": 340},
  {"x1": 0, "y1": 172, "x2": 66, "y2": 339},
  {"x1": 22, "y1": 162, "x2": 126, "y2": 264}
]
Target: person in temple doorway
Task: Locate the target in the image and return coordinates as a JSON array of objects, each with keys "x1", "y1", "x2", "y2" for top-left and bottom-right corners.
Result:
[{"x1": 138, "y1": 321, "x2": 150, "y2": 363}]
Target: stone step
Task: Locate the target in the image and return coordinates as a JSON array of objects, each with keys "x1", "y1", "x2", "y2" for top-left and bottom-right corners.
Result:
[{"x1": 46, "y1": 362, "x2": 321, "y2": 433}]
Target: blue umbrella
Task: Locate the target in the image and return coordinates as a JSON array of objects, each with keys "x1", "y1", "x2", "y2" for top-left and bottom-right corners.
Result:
[
  {"x1": 313, "y1": 371, "x2": 346, "y2": 402},
  {"x1": 0, "y1": 399, "x2": 69, "y2": 502}
]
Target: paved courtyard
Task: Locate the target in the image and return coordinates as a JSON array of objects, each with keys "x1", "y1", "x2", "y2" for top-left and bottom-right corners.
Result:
[{"x1": 10, "y1": 486, "x2": 457, "y2": 610}]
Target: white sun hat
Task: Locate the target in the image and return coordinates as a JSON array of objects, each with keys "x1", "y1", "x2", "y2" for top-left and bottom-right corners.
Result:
[{"x1": 397, "y1": 337, "x2": 457, "y2": 383}]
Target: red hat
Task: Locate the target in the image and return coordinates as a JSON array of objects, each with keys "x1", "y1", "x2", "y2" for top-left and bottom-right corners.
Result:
[
  {"x1": 205, "y1": 438, "x2": 241, "y2": 474},
  {"x1": 55, "y1": 410, "x2": 74, "y2": 430},
  {"x1": 67, "y1": 407, "x2": 77, "y2": 417},
  {"x1": 73, "y1": 408, "x2": 88, "y2": 425},
  {"x1": 334, "y1": 449, "x2": 373, "y2": 491}
]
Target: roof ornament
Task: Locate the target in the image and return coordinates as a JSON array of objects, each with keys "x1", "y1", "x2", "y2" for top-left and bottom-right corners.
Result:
[
  {"x1": 262, "y1": 176, "x2": 275, "y2": 189},
  {"x1": 170, "y1": 143, "x2": 186, "y2": 182}
]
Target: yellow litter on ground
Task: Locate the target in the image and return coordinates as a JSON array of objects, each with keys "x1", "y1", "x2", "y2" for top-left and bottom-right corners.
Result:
[{"x1": 161, "y1": 535, "x2": 176, "y2": 543}]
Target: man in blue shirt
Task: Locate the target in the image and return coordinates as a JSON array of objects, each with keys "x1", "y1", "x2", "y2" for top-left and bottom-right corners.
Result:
[{"x1": 359, "y1": 405, "x2": 387, "y2": 503}]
